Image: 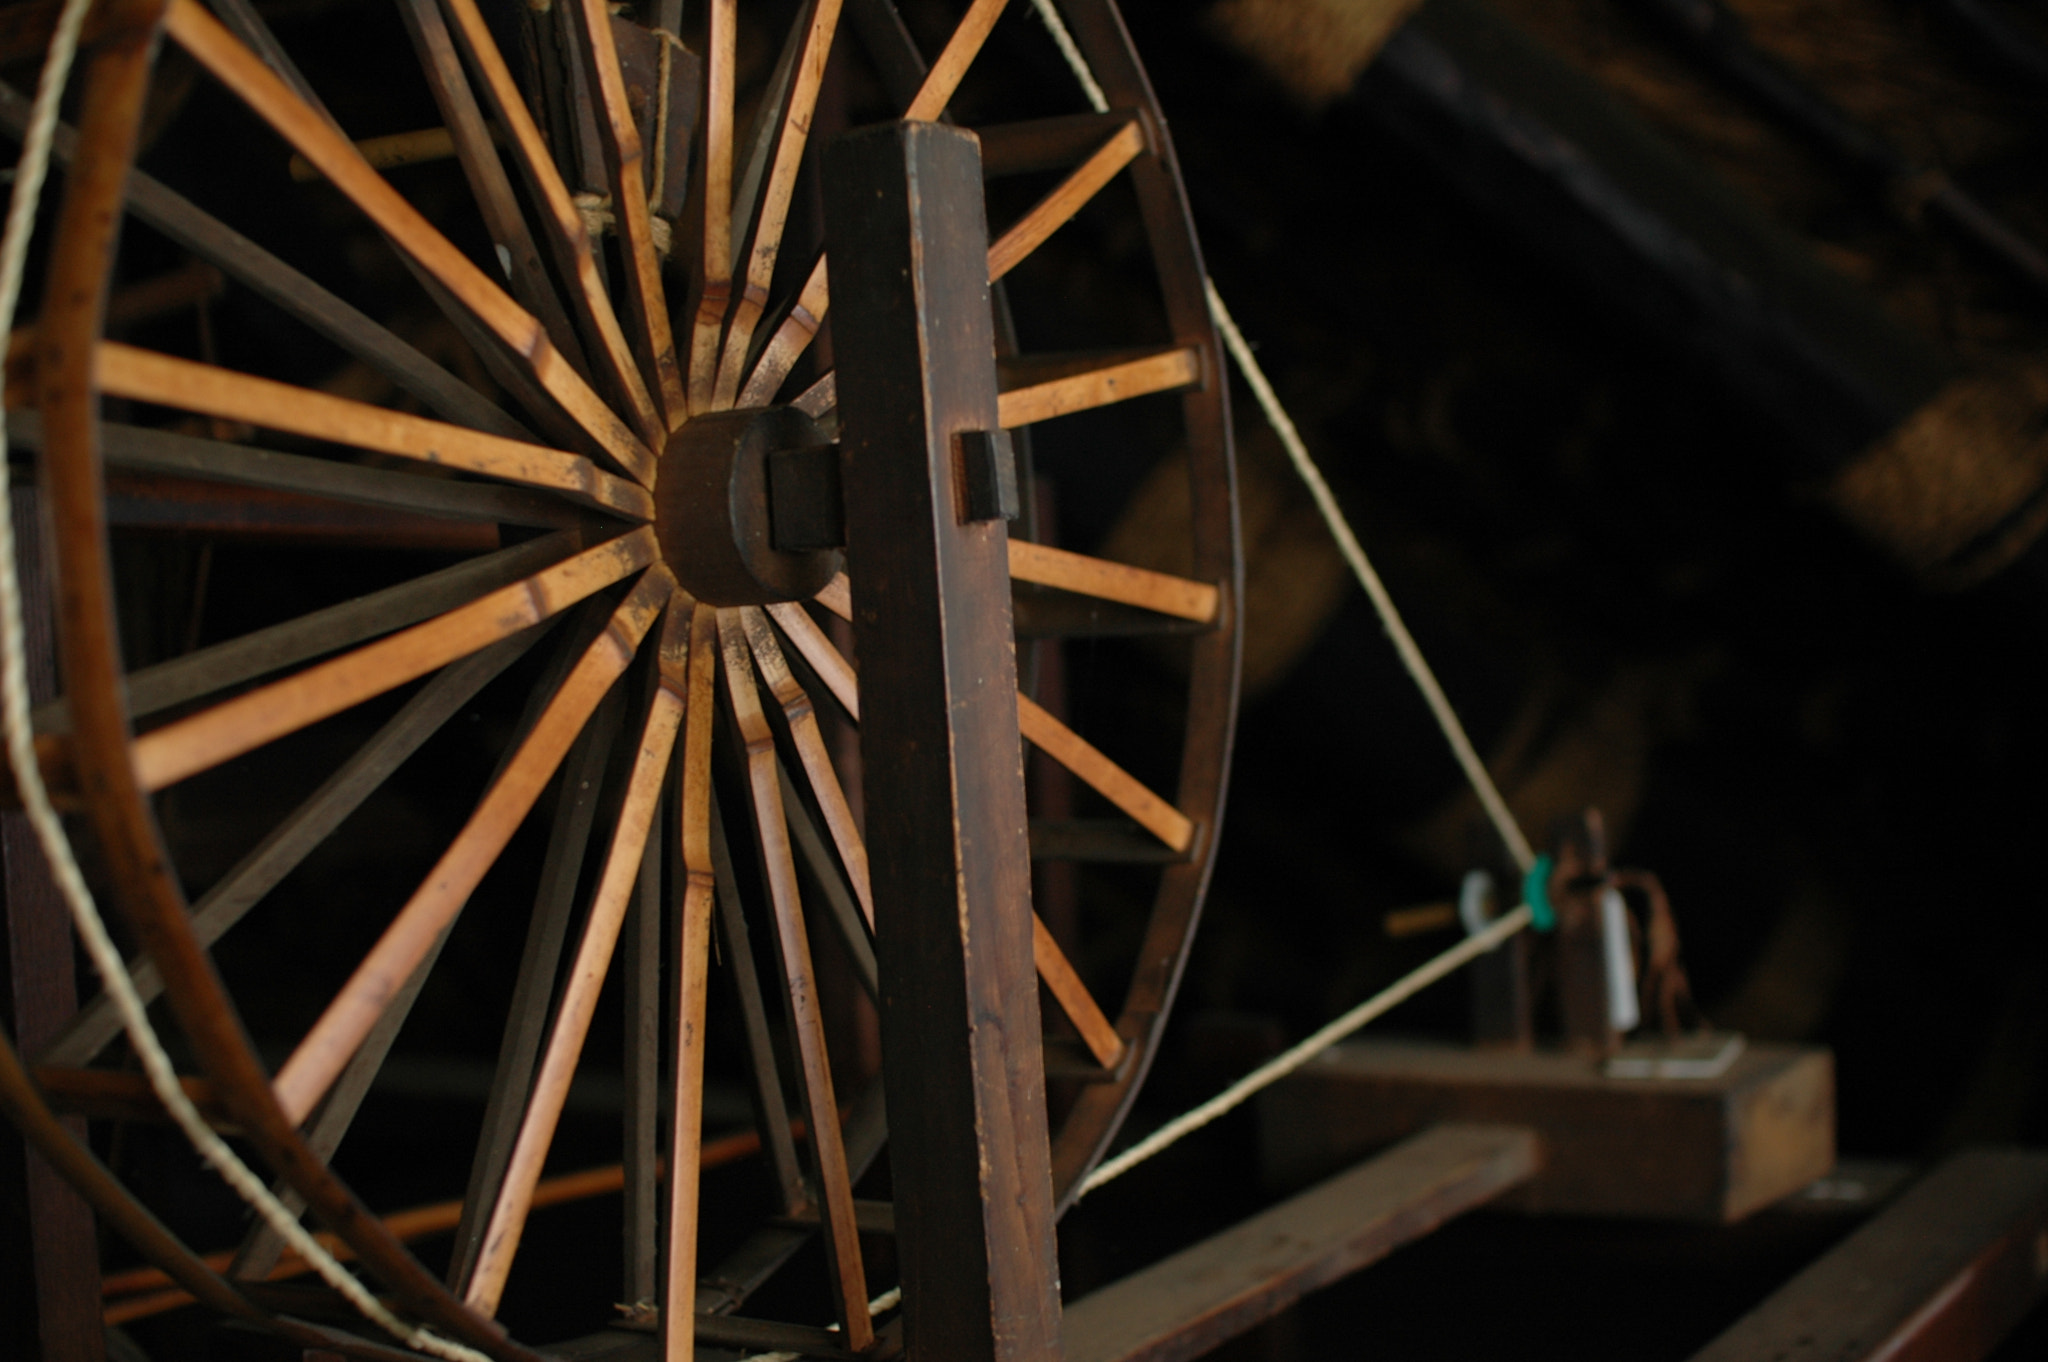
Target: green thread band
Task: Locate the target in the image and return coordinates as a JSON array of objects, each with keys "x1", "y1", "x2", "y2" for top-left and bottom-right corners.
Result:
[{"x1": 1524, "y1": 854, "x2": 1557, "y2": 932}]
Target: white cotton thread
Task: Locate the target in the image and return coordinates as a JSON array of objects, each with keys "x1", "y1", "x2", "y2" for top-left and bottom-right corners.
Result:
[
  {"x1": 0, "y1": 14, "x2": 487, "y2": 1361},
  {"x1": 1026, "y1": 0, "x2": 1110, "y2": 112},
  {"x1": 1078, "y1": 905, "x2": 1533, "y2": 1196}
]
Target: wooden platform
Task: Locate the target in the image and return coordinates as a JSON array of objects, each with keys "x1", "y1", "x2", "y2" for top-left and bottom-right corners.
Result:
[
  {"x1": 1062, "y1": 1123, "x2": 1538, "y2": 1362},
  {"x1": 1689, "y1": 1148, "x2": 2048, "y2": 1362},
  {"x1": 1260, "y1": 1039, "x2": 1833, "y2": 1222}
]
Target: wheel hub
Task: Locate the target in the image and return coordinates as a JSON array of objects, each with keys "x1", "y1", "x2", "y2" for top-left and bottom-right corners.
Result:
[{"x1": 655, "y1": 405, "x2": 844, "y2": 605}]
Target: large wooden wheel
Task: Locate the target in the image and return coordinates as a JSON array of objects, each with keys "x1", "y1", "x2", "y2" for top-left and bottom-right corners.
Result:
[{"x1": 3, "y1": 0, "x2": 1236, "y2": 1354}]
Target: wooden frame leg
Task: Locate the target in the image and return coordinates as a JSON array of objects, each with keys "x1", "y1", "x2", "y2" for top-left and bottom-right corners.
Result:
[
  {"x1": 824, "y1": 120, "x2": 1064, "y2": 1362},
  {"x1": 1, "y1": 487, "x2": 105, "y2": 1362}
]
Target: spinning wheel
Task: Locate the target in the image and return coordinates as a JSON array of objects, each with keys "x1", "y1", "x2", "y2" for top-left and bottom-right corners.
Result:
[{"x1": 0, "y1": 0, "x2": 1237, "y2": 1355}]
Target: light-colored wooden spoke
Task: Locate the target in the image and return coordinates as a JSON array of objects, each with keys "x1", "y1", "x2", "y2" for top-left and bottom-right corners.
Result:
[
  {"x1": 735, "y1": 255, "x2": 828, "y2": 408},
  {"x1": 690, "y1": 0, "x2": 737, "y2": 412},
  {"x1": 758, "y1": 596, "x2": 1131, "y2": 1054},
  {"x1": 791, "y1": 366, "x2": 835, "y2": 419},
  {"x1": 0, "y1": 83, "x2": 531, "y2": 439},
  {"x1": 997, "y1": 343, "x2": 1201, "y2": 429},
  {"x1": 464, "y1": 602, "x2": 690, "y2": 1316},
  {"x1": 815, "y1": 572, "x2": 852, "y2": 622},
  {"x1": 434, "y1": 0, "x2": 664, "y2": 447},
  {"x1": 711, "y1": 0, "x2": 843, "y2": 410},
  {"x1": 1033, "y1": 914, "x2": 1124, "y2": 1070},
  {"x1": 718, "y1": 609, "x2": 872, "y2": 1350},
  {"x1": 272, "y1": 568, "x2": 673, "y2": 1126},
  {"x1": 447, "y1": 655, "x2": 624, "y2": 1292},
  {"x1": 569, "y1": 0, "x2": 685, "y2": 427},
  {"x1": 1008, "y1": 539, "x2": 1218, "y2": 623},
  {"x1": 663, "y1": 599, "x2": 718, "y2": 1362},
  {"x1": 31, "y1": 531, "x2": 571, "y2": 738},
  {"x1": 70, "y1": 417, "x2": 575, "y2": 530},
  {"x1": 38, "y1": 629, "x2": 539, "y2": 1069},
  {"x1": 89, "y1": 344, "x2": 652, "y2": 520},
  {"x1": 734, "y1": 0, "x2": 1007, "y2": 404},
  {"x1": 903, "y1": 0, "x2": 1009, "y2": 119},
  {"x1": 764, "y1": 601, "x2": 857, "y2": 719},
  {"x1": 1015, "y1": 692, "x2": 1194, "y2": 852},
  {"x1": 742, "y1": 608, "x2": 871, "y2": 928},
  {"x1": 131, "y1": 530, "x2": 657, "y2": 795},
  {"x1": 163, "y1": 0, "x2": 658, "y2": 478},
  {"x1": 394, "y1": 0, "x2": 587, "y2": 378},
  {"x1": 726, "y1": 10, "x2": 808, "y2": 292},
  {"x1": 286, "y1": 126, "x2": 456, "y2": 179},
  {"x1": 987, "y1": 119, "x2": 1144, "y2": 282}
]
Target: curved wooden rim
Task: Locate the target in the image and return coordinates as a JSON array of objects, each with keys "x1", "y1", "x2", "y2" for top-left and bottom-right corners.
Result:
[{"x1": 1038, "y1": 0, "x2": 1242, "y2": 1213}]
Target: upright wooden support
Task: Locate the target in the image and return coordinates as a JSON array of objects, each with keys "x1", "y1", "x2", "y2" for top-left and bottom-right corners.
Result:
[
  {"x1": 824, "y1": 121, "x2": 1065, "y2": 1362},
  {"x1": 0, "y1": 488, "x2": 104, "y2": 1362}
]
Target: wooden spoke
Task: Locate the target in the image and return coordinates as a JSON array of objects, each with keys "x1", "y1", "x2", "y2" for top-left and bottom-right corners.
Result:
[
  {"x1": 903, "y1": 0, "x2": 1008, "y2": 119},
  {"x1": 0, "y1": 82, "x2": 532, "y2": 440},
  {"x1": 764, "y1": 601, "x2": 857, "y2": 719},
  {"x1": 735, "y1": 0, "x2": 1007, "y2": 406},
  {"x1": 18, "y1": 416, "x2": 577, "y2": 530},
  {"x1": 130, "y1": 530, "x2": 656, "y2": 795},
  {"x1": 232, "y1": 906, "x2": 459, "y2": 1281},
  {"x1": 710, "y1": 0, "x2": 843, "y2": 410},
  {"x1": 979, "y1": 109, "x2": 1142, "y2": 178},
  {"x1": 815, "y1": 572, "x2": 852, "y2": 622},
  {"x1": 791, "y1": 367, "x2": 836, "y2": 418},
  {"x1": 735, "y1": 255, "x2": 828, "y2": 408},
  {"x1": 465, "y1": 602, "x2": 689, "y2": 1316},
  {"x1": 742, "y1": 607, "x2": 872, "y2": 927},
  {"x1": 163, "y1": 0, "x2": 658, "y2": 480},
  {"x1": 764, "y1": 596, "x2": 1131, "y2": 1058},
  {"x1": 31, "y1": 530, "x2": 573, "y2": 737},
  {"x1": 1008, "y1": 539, "x2": 1218, "y2": 623},
  {"x1": 568, "y1": 0, "x2": 686, "y2": 427},
  {"x1": 725, "y1": 13, "x2": 808, "y2": 330},
  {"x1": 778, "y1": 761, "x2": 878, "y2": 996},
  {"x1": 706, "y1": 799, "x2": 807, "y2": 1216},
  {"x1": 689, "y1": 0, "x2": 736, "y2": 411},
  {"x1": 987, "y1": 120, "x2": 1144, "y2": 281},
  {"x1": 433, "y1": 0, "x2": 666, "y2": 446},
  {"x1": 997, "y1": 343, "x2": 1201, "y2": 429},
  {"x1": 37, "y1": 628, "x2": 542, "y2": 1069},
  {"x1": 82, "y1": 344, "x2": 652, "y2": 520},
  {"x1": 1033, "y1": 915, "x2": 1123, "y2": 1070},
  {"x1": 621, "y1": 813, "x2": 661, "y2": 1307},
  {"x1": 1016, "y1": 692, "x2": 1194, "y2": 852},
  {"x1": 272, "y1": 569, "x2": 671, "y2": 1126},
  {"x1": 663, "y1": 599, "x2": 717, "y2": 1362},
  {"x1": 448, "y1": 641, "x2": 626, "y2": 1293},
  {"x1": 718, "y1": 609, "x2": 872, "y2": 1350},
  {"x1": 393, "y1": 0, "x2": 586, "y2": 376}
]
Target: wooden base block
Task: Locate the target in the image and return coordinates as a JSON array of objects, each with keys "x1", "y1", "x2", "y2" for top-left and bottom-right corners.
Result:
[{"x1": 1259, "y1": 1039, "x2": 1833, "y2": 1223}]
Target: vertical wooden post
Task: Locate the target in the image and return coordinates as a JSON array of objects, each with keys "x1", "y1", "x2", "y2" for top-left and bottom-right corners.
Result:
[
  {"x1": 1, "y1": 487, "x2": 106, "y2": 1362},
  {"x1": 1552, "y1": 811, "x2": 1620, "y2": 1056},
  {"x1": 824, "y1": 121, "x2": 1065, "y2": 1362}
]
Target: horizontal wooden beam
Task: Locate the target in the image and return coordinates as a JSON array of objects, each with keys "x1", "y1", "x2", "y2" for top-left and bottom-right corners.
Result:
[
  {"x1": 1063, "y1": 1123, "x2": 1538, "y2": 1362},
  {"x1": 1689, "y1": 1148, "x2": 2048, "y2": 1362},
  {"x1": 1261, "y1": 1039, "x2": 1833, "y2": 1222}
]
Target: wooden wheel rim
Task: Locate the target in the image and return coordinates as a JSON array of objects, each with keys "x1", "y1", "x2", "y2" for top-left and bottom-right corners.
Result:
[{"x1": 20, "y1": 0, "x2": 1239, "y2": 1348}]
